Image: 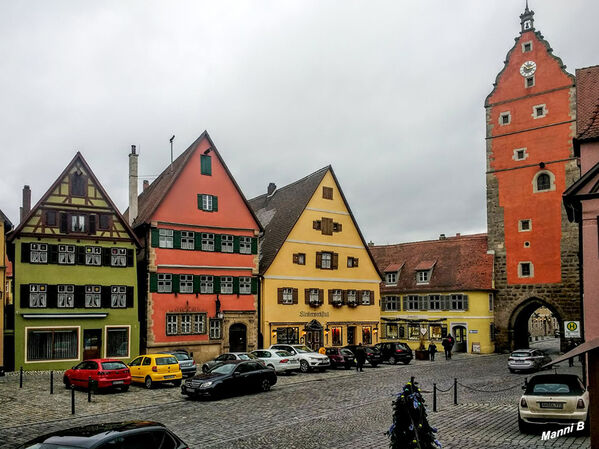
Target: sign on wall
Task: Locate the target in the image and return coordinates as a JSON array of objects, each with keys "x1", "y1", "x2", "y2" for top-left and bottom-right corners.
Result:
[{"x1": 564, "y1": 321, "x2": 581, "y2": 338}]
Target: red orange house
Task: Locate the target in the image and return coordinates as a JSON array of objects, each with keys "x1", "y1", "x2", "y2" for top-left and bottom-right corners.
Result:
[{"x1": 128, "y1": 132, "x2": 262, "y2": 362}]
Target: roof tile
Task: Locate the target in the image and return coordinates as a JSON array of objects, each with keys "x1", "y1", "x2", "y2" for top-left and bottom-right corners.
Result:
[{"x1": 576, "y1": 65, "x2": 599, "y2": 141}]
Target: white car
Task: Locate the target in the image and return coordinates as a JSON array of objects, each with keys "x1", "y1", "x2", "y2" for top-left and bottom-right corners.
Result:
[
  {"x1": 269, "y1": 344, "x2": 330, "y2": 373},
  {"x1": 251, "y1": 349, "x2": 300, "y2": 374},
  {"x1": 518, "y1": 374, "x2": 589, "y2": 434}
]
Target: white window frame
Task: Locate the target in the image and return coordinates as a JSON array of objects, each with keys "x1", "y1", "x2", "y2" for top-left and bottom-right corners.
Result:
[
  {"x1": 499, "y1": 112, "x2": 511, "y2": 126},
  {"x1": 159, "y1": 229, "x2": 174, "y2": 248},
  {"x1": 309, "y1": 288, "x2": 320, "y2": 304},
  {"x1": 221, "y1": 235, "x2": 234, "y2": 253},
  {"x1": 532, "y1": 104, "x2": 547, "y2": 119},
  {"x1": 239, "y1": 236, "x2": 252, "y2": 254},
  {"x1": 429, "y1": 294, "x2": 442, "y2": 310},
  {"x1": 193, "y1": 314, "x2": 206, "y2": 334},
  {"x1": 385, "y1": 272, "x2": 397, "y2": 285},
  {"x1": 282, "y1": 288, "x2": 293, "y2": 305},
  {"x1": 30, "y1": 243, "x2": 48, "y2": 264},
  {"x1": 157, "y1": 274, "x2": 172, "y2": 293},
  {"x1": 166, "y1": 314, "x2": 178, "y2": 335},
  {"x1": 111, "y1": 248, "x2": 127, "y2": 267},
  {"x1": 202, "y1": 194, "x2": 213, "y2": 211},
  {"x1": 200, "y1": 275, "x2": 213, "y2": 294},
  {"x1": 416, "y1": 270, "x2": 430, "y2": 284},
  {"x1": 110, "y1": 286, "x2": 127, "y2": 308},
  {"x1": 181, "y1": 231, "x2": 194, "y2": 250},
  {"x1": 513, "y1": 148, "x2": 528, "y2": 161},
  {"x1": 519, "y1": 219, "x2": 532, "y2": 232},
  {"x1": 58, "y1": 245, "x2": 75, "y2": 265},
  {"x1": 361, "y1": 290, "x2": 371, "y2": 305},
  {"x1": 57, "y1": 285, "x2": 74, "y2": 308},
  {"x1": 85, "y1": 285, "x2": 101, "y2": 308},
  {"x1": 406, "y1": 295, "x2": 419, "y2": 311},
  {"x1": 450, "y1": 294, "x2": 465, "y2": 310},
  {"x1": 179, "y1": 274, "x2": 193, "y2": 293},
  {"x1": 518, "y1": 261, "x2": 534, "y2": 278},
  {"x1": 201, "y1": 233, "x2": 215, "y2": 251},
  {"x1": 85, "y1": 246, "x2": 102, "y2": 266},
  {"x1": 71, "y1": 215, "x2": 86, "y2": 233},
  {"x1": 29, "y1": 284, "x2": 47, "y2": 308},
  {"x1": 332, "y1": 289, "x2": 343, "y2": 304},
  {"x1": 532, "y1": 170, "x2": 556, "y2": 193},
  {"x1": 220, "y1": 276, "x2": 233, "y2": 294},
  {"x1": 321, "y1": 252, "x2": 332, "y2": 269},
  {"x1": 521, "y1": 41, "x2": 532, "y2": 53},
  {"x1": 347, "y1": 290, "x2": 357, "y2": 305},
  {"x1": 384, "y1": 296, "x2": 399, "y2": 311},
  {"x1": 239, "y1": 277, "x2": 252, "y2": 294},
  {"x1": 209, "y1": 319, "x2": 222, "y2": 339},
  {"x1": 181, "y1": 314, "x2": 192, "y2": 334}
]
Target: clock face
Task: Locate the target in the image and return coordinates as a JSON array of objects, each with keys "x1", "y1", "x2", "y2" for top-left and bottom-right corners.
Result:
[{"x1": 520, "y1": 60, "x2": 537, "y2": 77}]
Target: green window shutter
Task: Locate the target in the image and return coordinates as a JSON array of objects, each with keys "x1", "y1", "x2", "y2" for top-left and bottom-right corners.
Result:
[
  {"x1": 233, "y1": 236, "x2": 240, "y2": 253},
  {"x1": 251, "y1": 237, "x2": 258, "y2": 255},
  {"x1": 201, "y1": 154, "x2": 212, "y2": 175},
  {"x1": 149, "y1": 273, "x2": 158, "y2": 293},
  {"x1": 251, "y1": 277, "x2": 258, "y2": 294},
  {"x1": 213, "y1": 276, "x2": 221, "y2": 294},
  {"x1": 173, "y1": 230, "x2": 181, "y2": 249},
  {"x1": 197, "y1": 194, "x2": 204, "y2": 211},
  {"x1": 463, "y1": 295, "x2": 469, "y2": 311},
  {"x1": 193, "y1": 275, "x2": 200, "y2": 293},
  {"x1": 233, "y1": 277, "x2": 239, "y2": 294},
  {"x1": 172, "y1": 274, "x2": 180, "y2": 293},
  {"x1": 212, "y1": 196, "x2": 218, "y2": 212},
  {"x1": 194, "y1": 232, "x2": 202, "y2": 250},
  {"x1": 214, "y1": 234, "x2": 222, "y2": 252},
  {"x1": 402, "y1": 296, "x2": 407, "y2": 311},
  {"x1": 151, "y1": 228, "x2": 159, "y2": 247}
]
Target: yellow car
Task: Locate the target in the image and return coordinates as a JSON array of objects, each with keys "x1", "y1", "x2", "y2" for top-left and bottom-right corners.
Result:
[{"x1": 128, "y1": 354, "x2": 183, "y2": 389}]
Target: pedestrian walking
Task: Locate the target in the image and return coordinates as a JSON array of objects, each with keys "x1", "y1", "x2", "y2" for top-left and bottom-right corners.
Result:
[
  {"x1": 427, "y1": 342, "x2": 437, "y2": 361},
  {"x1": 567, "y1": 339, "x2": 575, "y2": 367},
  {"x1": 354, "y1": 343, "x2": 366, "y2": 372},
  {"x1": 442, "y1": 337, "x2": 452, "y2": 360}
]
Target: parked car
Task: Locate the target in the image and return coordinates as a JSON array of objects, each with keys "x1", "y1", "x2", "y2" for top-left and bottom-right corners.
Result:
[
  {"x1": 344, "y1": 345, "x2": 382, "y2": 367},
  {"x1": 325, "y1": 347, "x2": 355, "y2": 369},
  {"x1": 201, "y1": 352, "x2": 261, "y2": 373},
  {"x1": 251, "y1": 349, "x2": 300, "y2": 374},
  {"x1": 374, "y1": 342, "x2": 413, "y2": 365},
  {"x1": 269, "y1": 344, "x2": 330, "y2": 372},
  {"x1": 518, "y1": 374, "x2": 589, "y2": 433},
  {"x1": 160, "y1": 350, "x2": 197, "y2": 378},
  {"x1": 508, "y1": 349, "x2": 552, "y2": 373},
  {"x1": 63, "y1": 359, "x2": 131, "y2": 392},
  {"x1": 182, "y1": 360, "x2": 277, "y2": 400},
  {"x1": 128, "y1": 354, "x2": 183, "y2": 389},
  {"x1": 15, "y1": 421, "x2": 188, "y2": 449}
]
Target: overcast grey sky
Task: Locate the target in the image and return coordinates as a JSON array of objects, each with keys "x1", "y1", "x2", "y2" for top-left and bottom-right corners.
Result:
[{"x1": 1, "y1": 1, "x2": 597, "y2": 244}]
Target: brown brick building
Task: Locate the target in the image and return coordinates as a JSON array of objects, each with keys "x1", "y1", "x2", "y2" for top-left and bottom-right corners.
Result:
[{"x1": 486, "y1": 5, "x2": 580, "y2": 351}]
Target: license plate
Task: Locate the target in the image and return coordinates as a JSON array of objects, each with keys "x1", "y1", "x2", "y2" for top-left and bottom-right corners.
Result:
[
  {"x1": 539, "y1": 402, "x2": 563, "y2": 409},
  {"x1": 164, "y1": 375, "x2": 175, "y2": 379},
  {"x1": 112, "y1": 380, "x2": 124, "y2": 385},
  {"x1": 513, "y1": 360, "x2": 525, "y2": 364}
]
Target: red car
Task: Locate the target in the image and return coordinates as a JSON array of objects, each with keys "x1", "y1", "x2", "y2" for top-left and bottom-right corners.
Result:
[{"x1": 63, "y1": 359, "x2": 131, "y2": 392}]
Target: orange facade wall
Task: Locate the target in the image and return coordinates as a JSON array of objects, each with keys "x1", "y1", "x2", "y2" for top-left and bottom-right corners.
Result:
[{"x1": 488, "y1": 30, "x2": 575, "y2": 285}]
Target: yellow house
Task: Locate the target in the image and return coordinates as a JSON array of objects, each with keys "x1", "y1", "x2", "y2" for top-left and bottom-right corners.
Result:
[
  {"x1": 249, "y1": 166, "x2": 383, "y2": 349},
  {"x1": 370, "y1": 234, "x2": 496, "y2": 354},
  {"x1": 0, "y1": 209, "x2": 13, "y2": 374}
]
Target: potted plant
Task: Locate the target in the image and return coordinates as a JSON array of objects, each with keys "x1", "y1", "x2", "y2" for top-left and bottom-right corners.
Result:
[{"x1": 415, "y1": 333, "x2": 429, "y2": 360}]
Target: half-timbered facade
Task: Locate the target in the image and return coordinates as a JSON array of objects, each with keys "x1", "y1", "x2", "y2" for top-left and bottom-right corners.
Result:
[
  {"x1": 129, "y1": 132, "x2": 262, "y2": 363},
  {"x1": 8, "y1": 153, "x2": 140, "y2": 371}
]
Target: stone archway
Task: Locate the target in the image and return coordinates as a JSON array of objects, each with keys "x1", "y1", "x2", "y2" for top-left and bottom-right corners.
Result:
[{"x1": 509, "y1": 297, "x2": 562, "y2": 350}]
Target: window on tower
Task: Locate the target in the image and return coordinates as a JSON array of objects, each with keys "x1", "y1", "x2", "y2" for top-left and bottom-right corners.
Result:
[
  {"x1": 537, "y1": 173, "x2": 551, "y2": 191},
  {"x1": 513, "y1": 148, "x2": 528, "y2": 161},
  {"x1": 519, "y1": 219, "x2": 532, "y2": 232},
  {"x1": 518, "y1": 262, "x2": 533, "y2": 278},
  {"x1": 526, "y1": 76, "x2": 535, "y2": 88},
  {"x1": 532, "y1": 104, "x2": 547, "y2": 118},
  {"x1": 499, "y1": 112, "x2": 511, "y2": 126},
  {"x1": 522, "y1": 41, "x2": 532, "y2": 53},
  {"x1": 533, "y1": 171, "x2": 555, "y2": 193}
]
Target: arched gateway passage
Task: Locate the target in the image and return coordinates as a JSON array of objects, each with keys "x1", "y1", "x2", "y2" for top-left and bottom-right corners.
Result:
[{"x1": 509, "y1": 298, "x2": 562, "y2": 350}]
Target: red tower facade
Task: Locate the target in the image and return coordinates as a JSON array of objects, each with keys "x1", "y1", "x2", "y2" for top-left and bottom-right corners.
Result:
[{"x1": 486, "y1": 6, "x2": 580, "y2": 350}]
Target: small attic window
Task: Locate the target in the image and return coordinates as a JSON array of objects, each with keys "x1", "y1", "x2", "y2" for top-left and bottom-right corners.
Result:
[
  {"x1": 522, "y1": 41, "x2": 532, "y2": 53},
  {"x1": 70, "y1": 172, "x2": 87, "y2": 197},
  {"x1": 416, "y1": 270, "x2": 430, "y2": 284},
  {"x1": 322, "y1": 186, "x2": 333, "y2": 200},
  {"x1": 385, "y1": 272, "x2": 397, "y2": 285}
]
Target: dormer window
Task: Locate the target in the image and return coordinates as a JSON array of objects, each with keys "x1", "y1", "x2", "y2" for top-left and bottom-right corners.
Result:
[
  {"x1": 417, "y1": 271, "x2": 430, "y2": 284},
  {"x1": 70, "y1": 172, "x2": 87, "y2": 197},
  {"x1": 385, "y1": 272, "x2": 397, "y2": 285}
]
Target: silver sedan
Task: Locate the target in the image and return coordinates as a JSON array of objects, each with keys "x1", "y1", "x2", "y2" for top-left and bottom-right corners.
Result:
[{"x1": 508, "y1": 349, "x2": 552, "y2": 373}]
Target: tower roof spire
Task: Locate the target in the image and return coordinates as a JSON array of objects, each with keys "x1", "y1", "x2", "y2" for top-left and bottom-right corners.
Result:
[{"x1": 520, "y1": 1, "x2": 534, "y2": 33}]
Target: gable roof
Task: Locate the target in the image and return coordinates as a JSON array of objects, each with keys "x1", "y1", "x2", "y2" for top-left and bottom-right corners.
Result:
[
  {"x1": 0, "y1": 209, "x2": 12, "y2": 231},
  {"x1": 563, "y1": 159, "x2": 599, "y2": 222},
  {"x1": 370, "y1": 234, "x2": 493, "y2": 292},
  {"x1": 248, "y1": 165, "x2": 382, "y2": 279},
  {"x1": 128, "y1": 131, "x2": 262, "y2": 232},
  {"x1": 8, "y1": 152, "x2": 140, "y2": 246},
  {"x1": 575, "y1": 65, "x2": 599, "y2": 142}
]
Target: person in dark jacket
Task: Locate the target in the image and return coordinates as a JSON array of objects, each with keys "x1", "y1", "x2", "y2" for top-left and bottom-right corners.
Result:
[
  {"x1": 354, "y1": 343, "x2": 366, "y2": 372},
  {"x1": 442, "y1": 337, "x2": 452, "y2": 360},
  {"x1": 428, "y1": 342, "x2": 437, "y2": 361}
]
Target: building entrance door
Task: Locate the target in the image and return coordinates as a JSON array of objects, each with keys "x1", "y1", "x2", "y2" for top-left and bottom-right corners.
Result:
[
  {"x1": 347, "y1": 326, "x2": 355, "y2": 345},
  {"x1": 229, "y1": 323, "x2": 247, "y2": 352},
  {"x1": 304, "y1": 320, "x2": 323, "y2": 351},
  {"x1": 452, "y1": 325, "x2": 467, "y2": 353},
  {"x1": 83, "y1": 329, "x2": 102, "y2": 360}
]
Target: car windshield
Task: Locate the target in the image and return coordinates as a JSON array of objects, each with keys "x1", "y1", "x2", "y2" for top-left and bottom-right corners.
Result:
[
  {"x1": 172, "y1": 353, "x2": 191, "y2": 361},
  {"x1": 155, "y1": 357, "x2": 177, "y2": 365},
  {"x1": 276, "y1": 351, "x2": 292, "y2": 357},
  {"x1": 237, "y1": 354, "x2": 252, "y2": 360},
  {"x1": 101, "y1": 361, "x2": 127, "y2": 370},
  {"x1": 340, "y1": 349, "x2": 354, "y2": 356},
  {"x1": 210, "y1": 363, "x2": 237, "y2": 375},
  {"x1": 292, "y1": 345, "x2": 313, "y2": 353},
  {"x1": 511, "y1": 352, "x2": 532, "y2": 358},
  {"x1": 526, "y1": 377, "x2": 584, "y2": 395}
]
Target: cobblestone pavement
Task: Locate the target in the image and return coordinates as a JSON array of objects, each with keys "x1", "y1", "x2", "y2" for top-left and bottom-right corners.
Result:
[{"x1": 0, "y1": 342, "x2": 590, "y2": 449}]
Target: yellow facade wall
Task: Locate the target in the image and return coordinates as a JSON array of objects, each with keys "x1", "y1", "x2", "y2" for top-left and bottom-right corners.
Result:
[
  {"x1": 381, "y1": 290, "x2": 495, "y2": 354},
  {"x1": 262, "y1": 171, "x2": 382, "y2": 349}
]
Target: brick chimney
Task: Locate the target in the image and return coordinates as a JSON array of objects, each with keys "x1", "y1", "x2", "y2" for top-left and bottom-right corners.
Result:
[
  {"x1": 20, "y1": 185, "x2": 31, "y2": 223},
  {"x1": 128, "y1": 145, "x2": 138, "y2": 226},
  {"x1": 143, "y1": 180, "x2": 149, "y2": 191}
]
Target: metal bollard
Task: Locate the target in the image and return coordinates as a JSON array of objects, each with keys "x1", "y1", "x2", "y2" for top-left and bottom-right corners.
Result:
[
  {"x1": 433, "y1": 383, "x2": 437, "y2": 412},
  {"x1": 71, "y1": 386, "x2": 75, "y2": 415},
  {"x1": 88, "y1": 376, "x2": 92, "y2": 402},
  {"x1": 454, "y1": 378, "x2": 458, "y2": 405},
  {"x1": 50, "y1": 371, "x2": 54, "y2": 395},
  {"x1": 19, "y1": 367, "x2": 23, "y2": 388}
]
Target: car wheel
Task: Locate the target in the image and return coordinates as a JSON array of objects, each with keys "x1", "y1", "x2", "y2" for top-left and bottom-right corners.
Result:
[
  {"x1": 388, "y1": 356, "x2": 397, "y2": 365},
  {"x1": 509, "y1": 368, "x2": 515, "y2": 373},
  {"x1": 518, "y1": 414, "x2": 530, "y2": 434},
  {"x1": 173, "y1": 379, "x2": 182, "y2": 387},
  {"x1": 260, "y1": 378, "x2": 271, "y2": 392},
  {"x1": 300, "y1": 360, "x2": 310, "y2": 373},
  {"x1": 144, "y1": 376, "x2": 153, "y2": 389},
  {"x1": 202, "y1": 364, "x2": 209, "y2": 373},
  {"x1": 267, "y1": 364, "x2": 275, "y2": 370},
  {"x1": 63, "y1": 376, "x2": 71, "y2": 389},
  {"x1": 402, "y1": 360, "x2": 411, "y2": 365},
  {"x1": 371, "y1": 363, "x2": 378, "y2": 368},
  {"x1": 120, "y1": 385, "x2": 129, "y2": 392}
]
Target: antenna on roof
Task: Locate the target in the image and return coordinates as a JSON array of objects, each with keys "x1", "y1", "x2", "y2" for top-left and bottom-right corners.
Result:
[{"x1": 169, "y1": 135, "x2": 175, "y2": 169}]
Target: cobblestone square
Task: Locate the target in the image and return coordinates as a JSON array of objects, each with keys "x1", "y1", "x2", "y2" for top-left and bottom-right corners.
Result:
[{"x1": 0, "y1": 341, "x2": 590, "y2": 449}]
